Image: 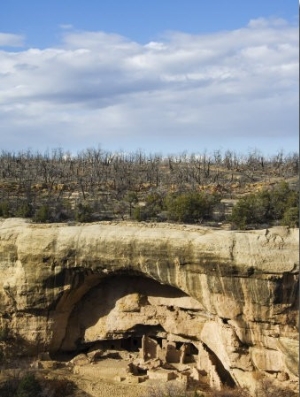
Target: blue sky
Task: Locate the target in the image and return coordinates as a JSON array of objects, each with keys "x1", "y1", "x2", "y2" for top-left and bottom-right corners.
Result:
[{"x1": 0, "y1": 0, "x2": 298, "y2": 155}]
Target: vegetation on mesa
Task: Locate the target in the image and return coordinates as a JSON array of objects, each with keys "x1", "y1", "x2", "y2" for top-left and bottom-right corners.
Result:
[{"x1": 0, "y1": 148, "x2": 298, "y2": 229}]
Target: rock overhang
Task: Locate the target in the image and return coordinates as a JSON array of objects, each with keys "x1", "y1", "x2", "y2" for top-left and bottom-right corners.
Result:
[{"x1": 0, "y1": 218, "x2": 298, "y2": 391}]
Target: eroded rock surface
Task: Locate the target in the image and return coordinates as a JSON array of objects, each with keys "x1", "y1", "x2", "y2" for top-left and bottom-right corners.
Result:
[{"x1": 0, "y1": 218, "x2": 298, "y2": 393}]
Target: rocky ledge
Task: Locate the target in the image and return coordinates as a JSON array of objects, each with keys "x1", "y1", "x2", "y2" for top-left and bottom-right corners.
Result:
[{"x1": 0, "y1": 218, "x2": 298, "y2": 392}]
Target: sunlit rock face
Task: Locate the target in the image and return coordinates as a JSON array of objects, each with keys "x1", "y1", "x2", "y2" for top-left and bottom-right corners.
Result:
[{"x1": 0, "y1": 218, "x2": 298, "y2": 391}]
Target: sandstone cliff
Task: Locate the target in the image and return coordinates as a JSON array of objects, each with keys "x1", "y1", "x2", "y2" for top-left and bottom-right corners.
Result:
[{"x1": 0, "y1": 218, "x2": 298, "y2": 392}]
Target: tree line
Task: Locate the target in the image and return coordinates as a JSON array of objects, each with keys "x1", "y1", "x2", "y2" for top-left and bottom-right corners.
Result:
[{"x1": 0, "y1": 148, "x2": 298, "y2": 228}]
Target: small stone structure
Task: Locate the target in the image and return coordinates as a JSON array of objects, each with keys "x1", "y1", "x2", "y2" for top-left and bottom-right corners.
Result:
[
  {"x1": 81, "y1": 334, "x2": 226, "y2": 390},
  {"x1": 137, "y1": 336, "x2": 223, "y2": 389},
  {"x1": 148, "y1": 369, "x2": 176, "y2": 381}
]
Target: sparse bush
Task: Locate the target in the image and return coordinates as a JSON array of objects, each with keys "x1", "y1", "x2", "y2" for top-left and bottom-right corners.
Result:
[
  {"x1": 0, "y1": 373, "x2": 77, "y2": 397},
  {"x1": 16, "y1": 373, "x2": 42, "y2": 397},
  {"x1": 207, "y1": 386, "x2": 250, "y2": 397},
  {"x1": 41, "y1": 378, "x2": 75, "y2": 397},
  {"x1": 145, "y1": 382, "x2": 189, "y2": 397},
  {"x1": 255, "y1": 378, "x2": 297, "y2": 397},
  {"x1": 0, "y1": 149, "x2": 298, "y2": 225},
  {"x1": 34, "y1": 205, "x2": 51, "y2": 223},
  {"x1": 0, "y1": 378, "x2": 19, "y2": 397},
  {"x1": 124, "y1": 191, "x2": 138, "y2": 218},
  {"x1": 16, "y1": 202, "x2": 33, "y2": 218},
  {"x1": 133, "y1": 192, "x2": 165, "y2": 222},
  {"x1": 132, "y1": 206, "x2": 147, "y2": 222},
  {"x1": 0, "y1": 201, "x2": 10, "y2": 217},
  {"x1": 75, "y1": 202, "x2": 93, "y2": 222}
]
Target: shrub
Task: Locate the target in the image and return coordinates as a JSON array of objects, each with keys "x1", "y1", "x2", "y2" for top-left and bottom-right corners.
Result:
[
  {"x1": 75, "y1": 202, "x2": 93, "y2": 222},
  {"x1": 16, "y1": 202, "x2": 33, "y2": 218},
  {"x1": 34, "y1": 205, "x2": 51, "y2": 222},
  {"x1": 281, "y1": 207, "x2": 299, "y2": 228},
  {"x1": 255, "y1": 378, "x2": 297, "y2": 397},
  {"x1": 207, "y1": 386, "x2": 250, "y2": 397},
  {"x1": 230, "y1": 194, "x2": 263, "y2": 229},
  {"x1": 0, "y1": 378, "x2": 18, "y2": 397},
  {"x1": 0, "y1": 374, "x2": 76, "y2": 397},
  {"x1": 0, "y1": 201, "x2": 10, "y2": 217},
  {"x1": 145, "y1": 382, "x2": 189, "y2": 397},
  {"x1": 124, "y1": 191, "x2": 138, "y2": 218},
  {"x1": 132, "y1": 206, "x2": 147, "y2": 222},
  {"x1": 132, "y1": 192, "x2": 165, "y2": 222},
  {"x1": 41, "y1": 378, "x2": 74, "y2": 397},
  {"x1": 230, "y1": 183, "x2": 299, "y2": 229},
  {"x1": 16, "y1": 373, "x2": 42, "y2": 397},
  {"x1": 165, "y1": 192, "x2": 220, "y2": 223}
]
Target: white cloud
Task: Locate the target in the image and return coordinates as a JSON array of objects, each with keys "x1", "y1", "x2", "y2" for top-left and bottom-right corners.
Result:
[
  {"x1": 0, "y1": 32, "x2": 24, "y2": 47},
  {"x1": 0, "y1": 18, "x2": 298, "y2": 154},
  {"x1": 59, "y1": 24, "x2": 74, "y2": 30}
]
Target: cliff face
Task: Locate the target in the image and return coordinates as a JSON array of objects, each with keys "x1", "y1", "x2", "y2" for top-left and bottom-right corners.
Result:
[{"x1": 0, "y1": 218, "x2": 298, "y2": 391}]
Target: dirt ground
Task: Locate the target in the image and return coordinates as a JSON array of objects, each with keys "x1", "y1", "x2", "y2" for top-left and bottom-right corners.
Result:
[
  {"x1": 11, "y1": 357, "x2": 197, "y2": 397},
  {"x1": 68, "y1": 358, "x2": 148, "y2": 397},
  {"x1": 65, "y1": 358, "x2": 193, "y2": 397}
]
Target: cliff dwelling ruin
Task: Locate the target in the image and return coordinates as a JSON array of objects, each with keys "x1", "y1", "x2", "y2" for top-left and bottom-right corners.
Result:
[
  {"x1": 50, "y1": 274, "x2": 235, "y2": 390},
  {"x1": 0, "y1": 220, "x2": 298, "y2": 394}
]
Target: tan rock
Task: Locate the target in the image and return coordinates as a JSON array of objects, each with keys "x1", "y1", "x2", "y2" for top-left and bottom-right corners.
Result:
[
  {"x1": 0, "y1": 218, "x2": 298, "y2": 392},
  {"x1": 251, "y1": 348, "x2": 284, "y2": 372},
  {"x1": 70, "y1": 354, "x2": 90, "y2": 366},
  {"x1": 87, "y1": 349, "x2": 104, "y2": 362}
]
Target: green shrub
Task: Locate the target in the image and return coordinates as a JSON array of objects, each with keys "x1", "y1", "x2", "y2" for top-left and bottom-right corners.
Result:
[
  {"x1": 165, "y1": 192, "x2": 220, "y2": 223},
  {"x1": 16, "y1": 373, "x2": 42, "y2": 397},
  {"x1": 230, "y1": 194, "x2": 263, "y2": 228},
  {"x1": 132, "y1": 206, "x2": 146, "y2": 222},
  {"x1": 132, "y1": 192, "x2": 164, "y2": 222},
  {"x1": 0, "y1": 201, "x2": 10, "y2": 217},
  {"x1": 281, "y1": 207, "x2": 299, "y2": 227},
  {"x1": 34, "y1": 205, "x2": 51, "y2": 222},
  {"x1": 16, "y1": 202, "x2": 33, "y2": 218},
  {"x1": 230, "y1": 183, "x2": 299, "y2": 229},
  {"x1": 124, "y1": 191, "x2": 138, "y2": 218},
  {"x1": 75, "y1": 202, "x2": 93, "y2": 222}
]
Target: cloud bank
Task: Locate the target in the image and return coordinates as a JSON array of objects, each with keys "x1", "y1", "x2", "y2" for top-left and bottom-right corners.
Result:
[{"x1": 0, "y1": 18, "x2": 298, "y2": 154}]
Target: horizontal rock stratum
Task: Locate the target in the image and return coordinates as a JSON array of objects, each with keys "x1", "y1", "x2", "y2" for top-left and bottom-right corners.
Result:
[{"x1": 0, "y1": 218, "x2": 298, "y2": 392}]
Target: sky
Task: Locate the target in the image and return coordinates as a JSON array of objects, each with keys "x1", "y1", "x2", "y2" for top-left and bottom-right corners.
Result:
[{"x1": 0, "y1": 0, "x2": 298, "y2": 156}]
